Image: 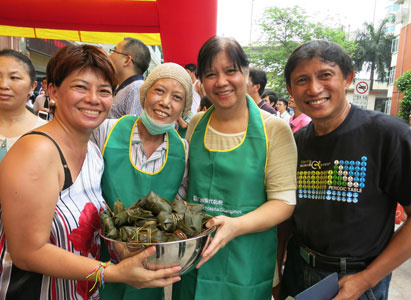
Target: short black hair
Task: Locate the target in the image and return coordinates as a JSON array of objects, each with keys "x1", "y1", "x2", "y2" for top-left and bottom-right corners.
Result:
[
  {"x1": 249, "y1": 68, "x2": 267, "y2": 96},
  {"x1": 262, "y1": 89, "x2": 278, "y2": 105},
  {"x1": 0, "y1": 49, "x2": 36, "y2": 84},
  {"x1": 284, "y1": 40, "x2": 353, "y2": 87},
  {"x1": 277, "y1": 98, "x2": 289, "y2": 108},
  {"x1": 197, "y1": 36, "x2": 249, "y2": 80},
  {"x1": 123, "y1": 37, "x2": 151, "y2": 74},
  {"x1": 184, "y1": 63, "x2": 197, "y2": 73}
]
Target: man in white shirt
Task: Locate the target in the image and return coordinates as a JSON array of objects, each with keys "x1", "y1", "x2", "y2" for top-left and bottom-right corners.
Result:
[
  {"x1": 276, "y1": 98, "x2": 291, "y2": 122},
  {"x1": 184, "y1": 64, "x2": 204, "y2": 113}
]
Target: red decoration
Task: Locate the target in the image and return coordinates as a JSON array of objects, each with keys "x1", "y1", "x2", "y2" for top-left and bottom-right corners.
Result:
[
  {"x1": 0, "y1": 0, "x2": 217, "y2": 67},
  {"x1": 157, "y1": 0, "x2": 217, "y2": 66},
  {"x1": 69, "y1": 202, "x2": 102, "y2": 299}
]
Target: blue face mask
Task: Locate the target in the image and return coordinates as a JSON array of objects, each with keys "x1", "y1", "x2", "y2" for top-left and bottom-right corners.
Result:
[{"x1": 139, "y1": 110, "x2": 176, "y2": 135}]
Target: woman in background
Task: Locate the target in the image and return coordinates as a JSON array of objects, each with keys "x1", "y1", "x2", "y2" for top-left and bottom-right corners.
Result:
[{"x1": 0, "y1": 49, "x2": 47, "y2": 162}]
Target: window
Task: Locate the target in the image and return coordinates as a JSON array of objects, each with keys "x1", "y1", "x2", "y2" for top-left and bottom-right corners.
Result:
[
  {"x1": 386, "y1": 4, "x2": 400, "y2": 13},
  {"x1": 387, "y1": 15, "x2": 395, "y2": 23},
  {"x1": 385, "y1": 26, "x2": 395, "y2": 33},
  {"x1": 389, "y1": 67, "x2": 396, "y2": 84},
  {"x1": 391, "y1": 38, "x2": 399, "y2": 53},
  {"x1": 385, "y1": 98, "x2": 392, "y2": 115}
]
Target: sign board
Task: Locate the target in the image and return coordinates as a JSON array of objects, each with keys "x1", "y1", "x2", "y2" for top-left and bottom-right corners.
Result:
[
  {"x1": 354, "y1": 80, "x2": 370, "y2": 96},
  {"x1": 352, "y1": 79, "x2": 370, "y2": 109},
  {"x1": 352, "y1": 94, "x2": 368, "y2": 109},
  {"x1": 27, "y1": 38, "x2": 72, "y2": 57}
]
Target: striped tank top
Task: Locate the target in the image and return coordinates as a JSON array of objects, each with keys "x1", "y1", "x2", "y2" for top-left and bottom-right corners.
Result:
[{"x1": 0, "y1": 140, "x2": 106, "y2": 300}]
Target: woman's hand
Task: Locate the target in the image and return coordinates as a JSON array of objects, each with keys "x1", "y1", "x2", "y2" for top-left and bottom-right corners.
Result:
[
  {"x1": 107, "y1": 246, "x2": 181, "y2": 289},
  {"x1": 195, "y1": 201, "x2": 294, "y2": 269},
  {"x1": 196, "y1": 216, "x2": 240, "y2": 268}
]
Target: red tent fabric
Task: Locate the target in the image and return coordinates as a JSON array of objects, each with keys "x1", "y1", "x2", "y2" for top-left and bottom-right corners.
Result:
[{"x1": 0, "y1": 0, "x2": 217, "y2": 66}]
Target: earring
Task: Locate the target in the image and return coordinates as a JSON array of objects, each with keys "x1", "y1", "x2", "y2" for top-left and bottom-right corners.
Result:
[{"x1": 49, "y1": 99, "x2": 56, "y2": 113}]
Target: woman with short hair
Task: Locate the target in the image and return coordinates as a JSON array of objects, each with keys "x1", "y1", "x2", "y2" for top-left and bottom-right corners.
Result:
[
  {"x1": 0, "y1": 45, "x2": 180, "y2": 300},
  {"x1": 173, "y1": 36, "x2": 297, "y2": 300}
]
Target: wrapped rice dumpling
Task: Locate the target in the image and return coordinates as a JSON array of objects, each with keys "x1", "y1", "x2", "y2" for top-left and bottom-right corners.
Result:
[
  {"x1": 187, "y1": 203, "x2": 204, "y2": 214},
  {"x1": 114, "y1": 210, "x2": 129, "y2": 227},
  {"x1": 165, "y1": 228, "x2": 188, "y2": 242},
  {"x1": 100, "y1": 210, "x2": 118, "y2": 240},
  {"x1": 174, "y1": 229, "x2": 188, "y2": 240},
  {"x1": 134, "y1": 226, "x2": 167, "y2": 243},
  {"x1": 171, "y1": 199, "x2": 187, "y2": 214},
  {"x1": 113, "y1": 198, "x2": 126, "y2": 215},
  {"x1": 177, "y1": 212, "x2": 203, "y2": 237},
  {"x1": 119, "y1": 226, "x2": 137, "y2": 242},
  {"x1": 135, "y1": 218, "x2": 157, "y2": 227},
  {"x1": 127, "y1": 207, "x2": 154, "y2": 222},
  {"x1": 100, "y1": 191, "x2": 213, "y2": 243},
  {"x1": 137, "y1": 191, "x2": 172, "y2": 215},
  {"x1": 157, "y1": 211, "x2": 181, "y2": 233}
]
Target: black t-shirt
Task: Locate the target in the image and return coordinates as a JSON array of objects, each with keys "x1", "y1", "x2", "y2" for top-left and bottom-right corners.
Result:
[{"x1": 293, "y1": 104, "x2": 411, "y2": 258}]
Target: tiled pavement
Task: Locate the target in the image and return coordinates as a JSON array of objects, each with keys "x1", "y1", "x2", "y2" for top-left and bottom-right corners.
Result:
[{"x1": 388, "y1": 258, "x2": 411, "y2": 300}]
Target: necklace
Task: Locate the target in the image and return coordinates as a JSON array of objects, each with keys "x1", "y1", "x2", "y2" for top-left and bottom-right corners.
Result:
[{"x1": 1, "y1": 138, "x2": 6, "y2": 148}]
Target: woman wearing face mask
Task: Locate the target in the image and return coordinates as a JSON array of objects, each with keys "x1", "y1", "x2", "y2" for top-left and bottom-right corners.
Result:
[
  {"x1": 0, "y1": 49, "x2": 47, "y2": 162},
  {"x1": 91, "y1": 62, "x2": 192, "y2": 300}
]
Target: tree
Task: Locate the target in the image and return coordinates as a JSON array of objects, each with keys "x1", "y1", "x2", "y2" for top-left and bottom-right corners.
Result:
[
  {"x1": 245, "y1": 6, "x2": 356, "y2": 95},
  {"x1": 395, "y1": 71, "x2": 411, "y2": 124},
  {"x1": 352, "y1": 18, "x2": 394, "y2": 90}
]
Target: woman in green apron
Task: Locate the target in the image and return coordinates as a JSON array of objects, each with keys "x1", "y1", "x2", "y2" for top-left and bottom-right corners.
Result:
[
  {"x1": 91, "y1": 63, "x2": 193, "y2": 300},
  {"x1": 172, "y1": 36, "x2": 298, "y2": 300}
]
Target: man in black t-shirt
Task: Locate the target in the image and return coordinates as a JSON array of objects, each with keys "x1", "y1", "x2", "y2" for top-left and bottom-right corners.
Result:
[{"x1": 277, "y1": 40, "x2": 411, "y2": 300}]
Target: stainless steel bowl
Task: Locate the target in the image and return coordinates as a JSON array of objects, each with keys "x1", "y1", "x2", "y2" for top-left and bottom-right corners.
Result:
[{"x1": 100, "y1": 227, "x2": 215, "y2": 275}]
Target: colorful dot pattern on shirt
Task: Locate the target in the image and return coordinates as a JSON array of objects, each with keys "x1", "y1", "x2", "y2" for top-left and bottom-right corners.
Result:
[{"x1": 297, "y1": 156, "x2": 367, "y2": 203}]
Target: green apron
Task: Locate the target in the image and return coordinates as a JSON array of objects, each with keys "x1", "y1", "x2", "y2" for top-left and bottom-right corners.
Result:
[
  {"x1": 99, "y1": 115, "x2": 186, "y2": 300},
  {"x1": 173, "y1": 96, "x2": 277, "y2": 300}
]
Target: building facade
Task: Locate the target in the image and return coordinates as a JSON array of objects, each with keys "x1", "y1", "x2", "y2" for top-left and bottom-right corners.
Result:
[{"x1": 387, "y1": 0, "x2": 411, "y2": 116}]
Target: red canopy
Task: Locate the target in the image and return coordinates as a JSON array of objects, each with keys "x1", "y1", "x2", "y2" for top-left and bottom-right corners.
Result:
[{"x1": 0, "y1": 0, "x2": 217, "y2": 66}]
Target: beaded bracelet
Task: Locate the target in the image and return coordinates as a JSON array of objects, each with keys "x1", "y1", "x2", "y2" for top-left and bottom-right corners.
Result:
[{"x1": 86, "y1": 261, "x2": 112, "y2": 291}]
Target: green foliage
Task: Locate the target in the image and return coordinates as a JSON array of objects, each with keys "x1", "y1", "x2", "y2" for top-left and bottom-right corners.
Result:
[
  {"x1": 311, "y1": 26, "x2": 357, "y2": 57},
  {"x1": 395, "y1": 71, "x2": 411, "y2": 123},
  {"x1": 245, "y1": 6, "x2": 356, "y2": 95},
  {"x1": 352, "y1": 18, "x2": 394, "y2": 90}
]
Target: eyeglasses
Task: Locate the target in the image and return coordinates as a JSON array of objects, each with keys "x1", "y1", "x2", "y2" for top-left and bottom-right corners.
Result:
[{"x1": 109, "y1": 48, "x2": 135, "y2": 65}]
